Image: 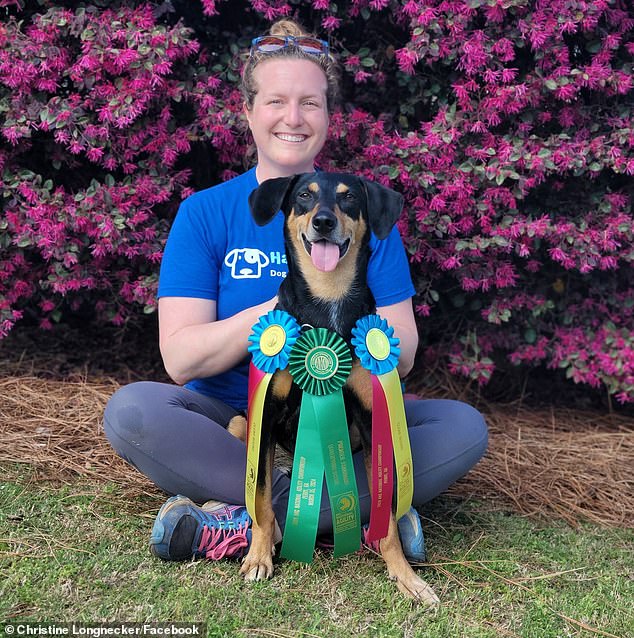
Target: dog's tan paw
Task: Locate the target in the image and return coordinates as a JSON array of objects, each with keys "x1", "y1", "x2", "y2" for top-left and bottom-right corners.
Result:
[
  {"x1": 227, "y1": 415, "x2": 247, "y2": 442},
  {"x1": 240, "y1": 549, "x2": 274, "y2": 582},
  {"x1": 392, "y1": 571, "x2": 440, "y2": 606}
]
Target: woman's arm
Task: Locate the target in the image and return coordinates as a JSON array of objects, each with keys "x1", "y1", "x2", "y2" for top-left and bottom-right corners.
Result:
[
  {"x1": 158, "y1": 295, "x2": 277, "y2": 385},
  {"x1": 375, "y1": 297, "x2": 419, "y2": 377}
]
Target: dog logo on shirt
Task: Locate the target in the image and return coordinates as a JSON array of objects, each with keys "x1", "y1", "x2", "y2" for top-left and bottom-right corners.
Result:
[{"x1": 224, "y1": 248, "x2": 270, "y2": 279}]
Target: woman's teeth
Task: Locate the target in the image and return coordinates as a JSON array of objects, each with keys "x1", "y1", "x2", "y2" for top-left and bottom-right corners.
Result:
[{"x1": 276, "y1": 133, "x2": 307, "y2": 142}]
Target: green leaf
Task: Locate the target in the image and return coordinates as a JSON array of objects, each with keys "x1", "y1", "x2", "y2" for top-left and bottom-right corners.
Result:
[{"x1": 524, "y1": 328, "x2": 537, "y2": 344}]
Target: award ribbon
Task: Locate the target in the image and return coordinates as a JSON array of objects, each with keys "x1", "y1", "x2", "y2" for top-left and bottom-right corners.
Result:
[
  {"x1": 366, "y1": 374, "x2": 394, "y2": 542},
  {"x1": 281, "y1": 328, "x2": 360, "y2": 561},
  {"x1": 351, "y1": 315, "x2": 414, "y2": 538},
  {"x1": 280, "y1": 394, "x2": 325, "y2": 563},
  {"x1": 246, "y1": 310, "x2": 300, "y2": 525}
]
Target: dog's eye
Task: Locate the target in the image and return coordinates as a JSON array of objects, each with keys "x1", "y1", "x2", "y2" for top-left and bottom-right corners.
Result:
[
  {"x1": 298, "y1": 191, "x2": 312, "y2": 200},
  {"x1": 341, "y1": 191, "x2": 356, "y2": 201}
]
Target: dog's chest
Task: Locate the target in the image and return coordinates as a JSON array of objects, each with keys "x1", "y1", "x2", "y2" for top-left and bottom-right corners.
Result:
[{"x1": 268, "y1": 378, "x2": 364, "y2": 456}]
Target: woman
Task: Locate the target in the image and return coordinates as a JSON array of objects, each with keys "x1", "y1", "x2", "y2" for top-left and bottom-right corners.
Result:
[{"x1": 104, "y1": 19, "x2": 488, "y2": 563}]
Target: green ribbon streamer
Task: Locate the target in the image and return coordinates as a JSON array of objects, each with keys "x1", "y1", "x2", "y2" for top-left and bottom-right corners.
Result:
[
  {"x1": 280, "y1": 396, "x2": 325, "y2": 563},
  {"x1": 280, "y1": 389, "x2": 361, "y2": 562},
  {"x1": 314, "y1": 390, "x2": 361, "y2": 558}
]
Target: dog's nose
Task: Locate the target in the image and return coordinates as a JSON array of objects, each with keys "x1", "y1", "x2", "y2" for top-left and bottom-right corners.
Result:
[{"x1": 312, "y1": 210, "x2": 337, "y2": 234}]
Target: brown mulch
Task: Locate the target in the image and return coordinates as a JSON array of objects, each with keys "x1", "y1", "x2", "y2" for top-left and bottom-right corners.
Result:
[
  {"x1": 0, "y1": 372, "x2": 158, "y2": 499},
  {"x1": 0, "y1": 324, "x2": 633, "y2": 527}
]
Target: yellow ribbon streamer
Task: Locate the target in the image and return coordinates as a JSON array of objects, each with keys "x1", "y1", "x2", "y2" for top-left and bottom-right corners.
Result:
[{"x1": 245, "y1": 370, "x2": 273, "y2": 526}]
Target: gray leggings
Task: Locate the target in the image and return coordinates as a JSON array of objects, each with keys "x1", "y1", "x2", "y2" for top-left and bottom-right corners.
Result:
[{"x1": 104, "y1": 382, "x2": 488, "y2": 534}]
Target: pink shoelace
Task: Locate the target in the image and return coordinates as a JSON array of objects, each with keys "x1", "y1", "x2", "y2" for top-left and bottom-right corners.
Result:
[
  {"x1": 197, "y1": 508, "x2": 250, "y2": 560},
  {"x1": 317, "y1": 527, "x2": 379, "y2": 554},
  {"x1": 362, "y1": 526, "x2": 381, "y2": 553}
]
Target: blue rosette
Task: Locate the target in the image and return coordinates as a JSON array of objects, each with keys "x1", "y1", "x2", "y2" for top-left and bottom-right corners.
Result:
[
  {"x1": 351, "y1": 314, "x2": 401, "y2": 375},
  {"x1": 248, "y1": 310, "x2": 301, "y2": 373}
]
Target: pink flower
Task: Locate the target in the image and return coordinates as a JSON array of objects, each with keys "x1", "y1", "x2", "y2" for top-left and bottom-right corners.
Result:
[
  {"x1": 86, "y1": 147, "x2": 104, "y2": 162},
  {"x1": 395, "y1": 48, "x2": 419, "y2": 74},
  {"x1": 354, "y1": 70, "x2": 371, "y2": 83},
  {"x1": 416, "y1": 303, "x2": 431, "y2": 317}
]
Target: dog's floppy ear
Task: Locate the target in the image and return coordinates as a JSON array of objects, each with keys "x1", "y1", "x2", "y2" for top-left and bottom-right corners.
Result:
[
  {"x1": 249, "y1": 175, "x2": 298, "y2": 226},
  {"x1": 363, "y1": 178, "x2": 404, "y2": 240}
]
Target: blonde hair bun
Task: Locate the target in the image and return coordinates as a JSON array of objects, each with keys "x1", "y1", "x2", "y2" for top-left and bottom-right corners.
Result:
[{"x1": 269, "y1": 19, "x2": 308, "y2": 38}]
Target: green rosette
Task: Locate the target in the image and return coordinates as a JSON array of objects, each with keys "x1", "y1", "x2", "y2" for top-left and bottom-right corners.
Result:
[{"x1": 288, "y1": 328, "x2": 352, "y2": 395}]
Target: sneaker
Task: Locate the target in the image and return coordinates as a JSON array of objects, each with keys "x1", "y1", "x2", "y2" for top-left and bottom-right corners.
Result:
[
  {"x1": 149, "y1": 495, "x2": 252, "y2": 561},
  {"x1": 397, "y1": 506, "x2": 427, "y2": 563},
  {"x1": 361, "y1": 506, "x2": 427, "y2": 563}
]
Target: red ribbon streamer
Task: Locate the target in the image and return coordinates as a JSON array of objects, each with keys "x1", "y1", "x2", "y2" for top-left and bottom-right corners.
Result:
[
  {"x1": 247, "y1": 362, "x2": 267, "y2": 446},
  {"x1": 366, "y1": 374, "x2": 395, "y2": 542}
]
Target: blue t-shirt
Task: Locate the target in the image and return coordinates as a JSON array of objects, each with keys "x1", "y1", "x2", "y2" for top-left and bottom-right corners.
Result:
[{"x1": 158, "y1": 167, "x2": 415, "y2": 410}]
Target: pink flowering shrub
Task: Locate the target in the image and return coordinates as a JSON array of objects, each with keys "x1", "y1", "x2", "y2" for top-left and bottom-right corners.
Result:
[
  {"x1": 1, "y1": 1, "x2": 632, "y2": 403},
  {"x1": 0, "y1": 1, "x2": 243, "y2": 330}
]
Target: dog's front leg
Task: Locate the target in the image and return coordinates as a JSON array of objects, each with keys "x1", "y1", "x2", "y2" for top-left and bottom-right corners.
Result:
[
  {"x1": 226, "y1": 413, "x2": 277, "y2": 580},
  {"x1": 240, "y1": 440, "x2": 276, "y2": 581},
  {"x1": 381, "y1": 514, "x2": 440, "y2": 605},
  {"x1": 363, "y1": 454, "x2": 440, "y2": 605},
  {"x1": 238, "y1": 371, "x2": 294, "y2": 581}
]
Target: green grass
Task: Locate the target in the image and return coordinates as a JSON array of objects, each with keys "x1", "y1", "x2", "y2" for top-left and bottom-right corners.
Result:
[{"x1": 1, "y1": 475, "x2": 632, "y2": 638}]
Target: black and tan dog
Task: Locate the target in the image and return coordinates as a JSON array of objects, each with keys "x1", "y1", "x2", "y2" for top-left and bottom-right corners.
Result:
[{"x1": 228, "y1": 172, "x2": 439, "y2": 604}]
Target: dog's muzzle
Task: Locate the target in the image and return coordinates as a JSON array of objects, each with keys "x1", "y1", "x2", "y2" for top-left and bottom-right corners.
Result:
[{"x1": 302, "y1": 209, "x2": 351, "y2": 273}]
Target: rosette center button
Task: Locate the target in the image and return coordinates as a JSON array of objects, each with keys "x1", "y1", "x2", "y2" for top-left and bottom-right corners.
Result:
[
  {"x1": 307, "y1": 347, "x2": 338, "y2": 380},
  {"x1": 366, "y1": 328, "x2": 391, "y2": 361},
  {"x1": 260, "y1": 325, "x2": 287, "y2": 357}
]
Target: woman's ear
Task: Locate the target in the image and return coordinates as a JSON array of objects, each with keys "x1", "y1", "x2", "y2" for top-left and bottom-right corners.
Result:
[{"x1": 243, "y1": 102, "x2": 252, "y2": 127}]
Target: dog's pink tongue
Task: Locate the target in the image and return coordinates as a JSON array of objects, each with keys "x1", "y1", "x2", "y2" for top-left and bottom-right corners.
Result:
[{"x1": 311, "y1": 240, "x2": 340, "y2": 272}]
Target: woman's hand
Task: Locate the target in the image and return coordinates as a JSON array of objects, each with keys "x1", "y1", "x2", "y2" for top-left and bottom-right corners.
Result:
[{"x1": 158, "y1": 295, "x2": 278, "y2": 385}]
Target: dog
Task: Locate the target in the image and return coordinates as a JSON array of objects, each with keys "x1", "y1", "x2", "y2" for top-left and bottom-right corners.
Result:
[{"x1": 228, "y1": 172, "x2": 439, "y2": 605}]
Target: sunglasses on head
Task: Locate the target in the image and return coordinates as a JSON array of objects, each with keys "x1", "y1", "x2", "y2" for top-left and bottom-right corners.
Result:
[{"x1": 250, "y1": 35, "x2": 329, "y2": 57}]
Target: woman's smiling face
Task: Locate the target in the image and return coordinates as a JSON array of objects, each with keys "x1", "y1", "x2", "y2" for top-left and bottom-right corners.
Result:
[{"x1": 244, "y1": 58, "x2": 329, "y2": 182}]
